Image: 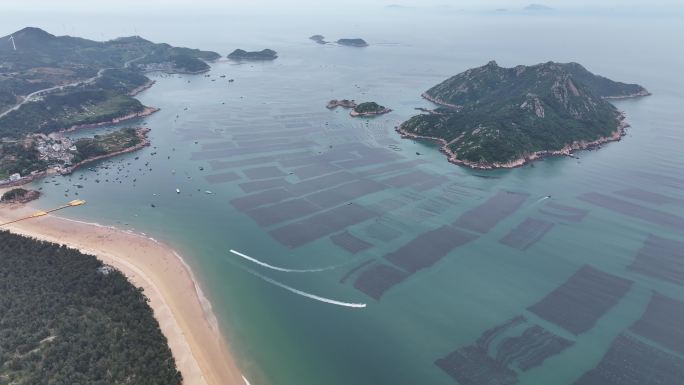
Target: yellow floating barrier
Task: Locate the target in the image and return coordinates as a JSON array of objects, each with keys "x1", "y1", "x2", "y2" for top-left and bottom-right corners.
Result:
[
  {"x1": 31, "y1": 211, "x2": 48, "y2": 218},
  {"x1": 0, "y1": 200, "x2": 86, "y2": 227}
]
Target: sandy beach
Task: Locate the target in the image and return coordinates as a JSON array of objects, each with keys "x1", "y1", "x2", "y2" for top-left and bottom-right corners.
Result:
[{"x1": 0, "y1": 198, "x2": 244, "y2": 385}]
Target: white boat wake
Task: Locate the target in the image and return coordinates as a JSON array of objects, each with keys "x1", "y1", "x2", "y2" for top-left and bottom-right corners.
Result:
[
  {"x1": 229, "y1": 249, "x2": 343, "y2": 273},
  {"x1": 238, "y1": 265, "x2": 367, "y2": 309}
]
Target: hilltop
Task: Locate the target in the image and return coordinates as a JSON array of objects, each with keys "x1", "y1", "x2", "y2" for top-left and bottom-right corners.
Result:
[{"x1": 399, "y1": 61, "x2": 649, "y2": 168}]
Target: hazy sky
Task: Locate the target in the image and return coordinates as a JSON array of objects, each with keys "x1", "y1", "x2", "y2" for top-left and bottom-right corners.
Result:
[{"x1": 5, "y1": 0, "x2": 683, "y2": 13}]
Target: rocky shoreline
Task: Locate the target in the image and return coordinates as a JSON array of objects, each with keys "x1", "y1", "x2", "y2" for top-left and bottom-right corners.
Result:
[
  {"x1": 396, "y1": 114, "x2": 629, "y2": 170},
  {"x1": 128, "y1": 80, "x2": 157, "y2": 96},
  {"x1": 602, "y1": 90, "x2": 652, "y2": 100},
  {"x1": 350, "y1": 107, "x2": 392, "y2": 117},
  {"x1": 63, "y1": 127, "x2": 151, "y2": 175},
  {"x1": 62, "y1": 106, "x2": 159, "y2": 132},
  {"x1": 421, "y1": 92, "x2": 462, "y2": 110}
]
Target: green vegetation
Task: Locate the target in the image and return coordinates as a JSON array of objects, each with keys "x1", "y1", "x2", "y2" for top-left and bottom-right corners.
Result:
[
  {"x1": 0, "y1": 231, "x2": 182, "y2": 384},
  {"x1": 0, "y1": 90, "x2": 144, "y2": 138},
  {"x1": 401, "y1": 61, "x2": 648, "y2": 166},
  {"x1": 72, "y1": 127, "x2": 142, "y2": 163},
  {"x1": 227, "y1": 49, "x2": 278, "y2": 60},
  {"x1": 354, "y1": 102, "x2": 386, "y2": 114},
  {"x1": 1, "y1": 188, "x2": 28, "y2": 202},
  {"x1": 0, "y1": 140, "x2": 46, "y2": 178}
]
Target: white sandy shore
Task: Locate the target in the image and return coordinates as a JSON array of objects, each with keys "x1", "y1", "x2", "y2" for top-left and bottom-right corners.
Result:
[{"x1": 0, "y1": 200, "x2": 244, "y2": 385}]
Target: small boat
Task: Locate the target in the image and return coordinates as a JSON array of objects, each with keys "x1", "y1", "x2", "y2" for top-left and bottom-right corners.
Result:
[
  {"x1": 205, "y1": 190, "x2": 213, "y2": 195},
  {"x1": 176, "y1": 188, "x2": 181, "y2": 194}
]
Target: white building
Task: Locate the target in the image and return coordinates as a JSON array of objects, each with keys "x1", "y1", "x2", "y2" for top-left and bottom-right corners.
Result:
[{"x1": 9, "y1": 173, "x2": 21, "y2": 181}]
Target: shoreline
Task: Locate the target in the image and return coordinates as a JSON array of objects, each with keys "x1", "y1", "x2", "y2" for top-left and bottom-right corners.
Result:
[
  {"x1": 396, "y1": 114, "x2": 629, "y2": 170},
  {"x1": 62, "y1": 105, "x2": 160, "y2": 132},
  {"x1": 63, "y1": 127, "x2": 152, "y2": 174},
  {"x1": 0, "y1": 201, "x2": 245, "y2": 385}
]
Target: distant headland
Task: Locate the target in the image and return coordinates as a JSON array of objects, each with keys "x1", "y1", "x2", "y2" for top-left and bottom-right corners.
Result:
[{"x1": 227, "y1": 49, "x2": 278, "y2": 61}]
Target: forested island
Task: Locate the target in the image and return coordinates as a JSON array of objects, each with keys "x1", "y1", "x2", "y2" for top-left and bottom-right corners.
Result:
[
  {"x1": 0, "y1": 230, "x2": 182, "y2": 384},
  {"x1": 227, "y1": 49, "x2": 278, "y2": 61},
  {"x1": 351, "y1": 102, "x2": 392, "y2": 117},
  {"x1": 0, "y1": 27, "x2": 218, "y2": 184},
  {"x1": 399, "y1": 61, "x2": 649, "y2": 168}
]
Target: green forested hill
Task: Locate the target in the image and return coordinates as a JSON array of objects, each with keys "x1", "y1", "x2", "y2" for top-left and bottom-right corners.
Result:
[
  {"x1": 400, "y1": 61, "x2": 648, "y2": 167},
  {"x1": 0, "y1": 231, "x2": 182, "y2": 385}
]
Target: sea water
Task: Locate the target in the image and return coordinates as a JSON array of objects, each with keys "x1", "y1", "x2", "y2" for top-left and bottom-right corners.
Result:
[{"x1": 4, "y1": 10, "x2": 684, "y2": 385}]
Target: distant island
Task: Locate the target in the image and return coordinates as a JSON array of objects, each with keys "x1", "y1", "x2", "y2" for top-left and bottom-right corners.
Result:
[
  {"x1": 398, "y1": 61, "x2": 649, "y2": 169},
  {"x1": 326, "y1": 99, "x2": 391, "y2": 116},
  {"x1": 309, "y1": 35, "x2": 328, "y2": 44},
  {"x1": 337, "y1": 38, "x2": 368, "y2": 47},
  {"x1": 227, "y1": 49, "x2": 278, "y2": 61},
  {"x1": 0, "y1": 27, "x2": 217, "y2": 185},
  {"x1": 326, "y1": 99, "x2": 357, "y2": 109},
  {"x1": 524, "y1": 3, "x2": 554, "y2": 11},
  {"x1": 351, "y1": 102, "x2": 392, "y2": 117}
]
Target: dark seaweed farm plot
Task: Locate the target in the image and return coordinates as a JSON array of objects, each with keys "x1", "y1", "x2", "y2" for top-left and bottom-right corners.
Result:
[
  {"x1": 230, "y1": 188, "x2": 294, "y2": 211},
  {"x1": 630, "y1": 292, "x2": 684, "y2": 355},
  {"x1": 330, "y1": 231, "x2": 373, "y2": 254},
  {"x1": 573, "y1": 333, "x2": 684, "y2": 385},
  {"x1": 615, "y1": 188, "x2": 684, "y2": 205},
  {"x1": 239, "y1": 178, "x2": 292, "y2": 193},
  {"x1": 628, "y1": 234, "x2": 684, "y2": 285},
  {"x1": 242, "y1": 165, "x2": 286, "y2": 179},
  {"x1": 353, "y1": 263, "x2": 409, "y2": 300},
  {"x1": 527, "y1": 265, "x2": 632, "y2": 335},
  {"x1": 499, "y1": 218, "x2": 554, "y2": 250},
  {"x1": 578, "y1": 192, "x2": 684, "y2": 230},
  {"x1": 384, "y1": 225, "x2": 477, "y2": 273},
  {"x1": 538, "y1": 202, "x2": 588, "y2": 223},
  {"x1": 436, "y1": 315, "x2": 573, "y2": 385},
  {"x1": 306, "y1": 179, "x2": 387, "y2": 209},
  {"x1": 246, "y1": 198, "x2": 321, "y2": 226},
  {"x1": 435, "y1": 346, "x2": 518, "y2": 385},
  {"x1": 204, "y1": 171, "x2": 241, "y2": 184},
  {"x1": 453, "y1": 191, "x2": 529, "y2": 234}
]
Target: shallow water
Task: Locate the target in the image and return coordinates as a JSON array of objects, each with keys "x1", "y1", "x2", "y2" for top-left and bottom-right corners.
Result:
[{"x1": 7, "y1": 10, "x2": 684, "y2": 385}]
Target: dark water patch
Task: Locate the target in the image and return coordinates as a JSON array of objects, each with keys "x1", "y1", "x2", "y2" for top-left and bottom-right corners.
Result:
[
  {"x1": 499, "y1": 218, "x2": 555, "y2": 250},
  {"x1": 231, "y1": 127, "x2": 319, "y2": 140},
  {"x1": 413, "y1": 175, "x2": 450, "y2": 192},
  {"x1": 239, "y1": 178, "x2": 292, "y2": 193},
  {"x1": 291, "y1": 163, "x2": 342, "y2": 179},
  {"x1": 246, "y1": 198, "x2": 321, "y2": 226},
  {"x1": 496, "y1": 325, "x2": 574, "y2": 371},
  {"x1": 527, "y1": 265, "x2": 633, "y2": 335},
  {"x1": 353, "y1": 263, "x2": 409, "y2": 300},
  {"x1": 634, "y1": 171, "x2": 684, "y2": 189},
  {"x1": 573, "y1": 334, "x2": 684, "y2": 385},
  {"x1": 539, "y1": 202, "x2": 588, "y2": 223},
  {"x1": 339, "y1": 260, "x2": 375, "y2": 284},
  {"x1": 630, "y1": 292, "x2": 684, "y2": 355},
  {"x1": 330, "y1": 231, "x2": 373, "y2": 254},
  {"x1": 381, "y1": 170, "x2": 440, "y2": 188},
  {"x1": 357, "y1": 159, "x2": 429, "y2": 177},
  {"x1": 243, "y1": 166, "x2": 287, "y2": 180},
  {"x1": 476, "y1": 316, "x2": 528, "y2": 350},
  {"x1": 204, "y1": 171, "x2": 241, "y2": 184},
  {"x1": 306, "y1": 179, "x2": 388, "y2": 209},
  {"x1": 418, "y1": 198, "x2": 450, "y2": 215},
  {"x1": 191, "y1": 141, "x2": 316, "y2": 160},
  {"x1": 629, "y1": 234, "x2": 684, "y2": 285},
  {"x1": 230, "y1": 188, "x2": 294, "y2": 211},
  {"x1": 578, "y1": 192, "x2": 684, "y2": 230},
  {"x1": 385, "y1": 225, "x2": 478, "y2": 273},
  {"x1": 269, "y1": 204, "x2": 378, "y2": 248},
  {"x1": 235, "y1": 138, "x2": 300, "y2": 149},
  {"x1": 202, "y1": 141, "x2": 239, "y2": 150},
  {"x1": 393, "y1": 207, "x2": 437, "y2": 223},
  {"x1": 454, "y1": 191, "x2": 530, "y2": 234},
  {"x1": 279, "y1": 150, "x2": 359, "y2": 168},
  {"x1": 177, "y1": 128, "x2": 224, "y2": 140},
  {"x1": 336, "y1": 150, "x2": 402, "y2": 169},
  {"x1": 209, "y1": 151, "x2": 312, "y2": 170},
  {"x1": 285, "y1": 171, "x2": 358, "y2": 196},
  {"x1": 615, "y1": 188, "x2": 683, "y2": 205},
  {"x1": 364, "y1": 222, "x2": 404, "y2": 242},
  {"x1": 435, "y1": 345, "x2": 518, "y2": 385},
  {"x1": 368, "y1": 197, "x2": 411, "y2": 213}
]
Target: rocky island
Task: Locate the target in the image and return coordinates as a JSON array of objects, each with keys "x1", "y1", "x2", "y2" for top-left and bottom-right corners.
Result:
[
  {"x1": 398, "y1": 61, "x2": 649, "y2": 169},
  {"x1": 337, "y1": 38, "x2": 368, "y2": 47},
  {"x1": 326, "y1": 99, "x2": 357, "y2": 109},
  {"x1": 227, "y1": 49, "x2": 278, "y2": 61},
  {"x1": 351, "y1": 102, "x2": 392, "y2": 117}
]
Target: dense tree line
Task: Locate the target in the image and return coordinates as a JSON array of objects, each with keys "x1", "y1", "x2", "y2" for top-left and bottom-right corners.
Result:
[{"x1": 0, "y1": 231, "x2": 182, "y2": 385}]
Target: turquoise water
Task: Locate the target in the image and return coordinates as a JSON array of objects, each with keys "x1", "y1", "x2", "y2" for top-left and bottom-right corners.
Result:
[{"x1": 5, "y1": 11, "x2": 684, "y2": 385}]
